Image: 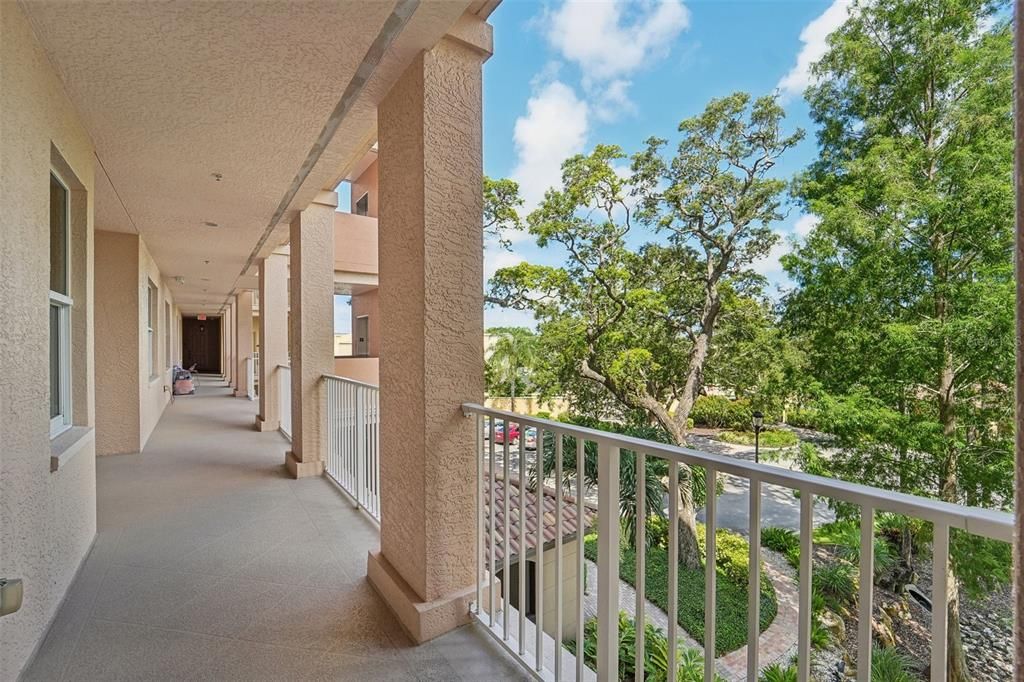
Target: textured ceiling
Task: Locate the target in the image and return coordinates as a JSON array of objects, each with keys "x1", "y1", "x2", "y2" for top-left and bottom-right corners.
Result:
[{"x1": 22, "y1": 0, "x2": 474, "y2": 314}]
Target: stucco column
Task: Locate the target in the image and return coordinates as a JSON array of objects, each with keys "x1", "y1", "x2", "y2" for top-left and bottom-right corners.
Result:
[
  {"x1": 284, "y1": 191, "x2": 336, "y2": 478},
  {"x1": 256, "y1": 252, "x2": 288, "y2": 431},
  {"x1": 366, "y1": 17, "x2": 492, "y2": 644},
  {"x1": 234, "y1": 290, "x2": 254, "y2": 398}
]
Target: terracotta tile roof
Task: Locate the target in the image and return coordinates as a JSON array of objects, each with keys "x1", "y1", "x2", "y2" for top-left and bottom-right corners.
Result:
[{"x1": 484, "y1": 475, "x2": 596, "y2": 565}]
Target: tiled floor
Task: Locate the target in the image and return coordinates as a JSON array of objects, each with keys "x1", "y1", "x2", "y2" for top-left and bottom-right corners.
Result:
[{"x1": 22, "y1": 378, "x2": 529, "y2": 681}]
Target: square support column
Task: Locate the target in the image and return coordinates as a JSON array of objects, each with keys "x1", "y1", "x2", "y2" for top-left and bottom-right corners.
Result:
[
  {"x1": 234, "y1": 290, "x2": 254, "y2": 397},
  {"x1": 256, "y1": 252, "x2": 288, "y2": 431},
  {"x1": 367, "y1": 19, "x2": 492, "y2": 644},
  {"x1": 284, "y1": 191, "x2": 336, "y2": 478}
]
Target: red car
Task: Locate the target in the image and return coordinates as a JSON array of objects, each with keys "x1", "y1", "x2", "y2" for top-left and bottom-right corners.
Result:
[{"x1": 493, "y1": 422, "x2": 520, "y2": 445}]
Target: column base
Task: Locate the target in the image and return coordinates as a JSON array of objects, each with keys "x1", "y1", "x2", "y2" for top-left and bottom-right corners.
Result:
[
  {"x1": 254, "y1": 416, "x2": 279, "y2": 432},
  {"x1": 285, "y1": 451, "x2": 324, "y2": 478},
  {"x1": 366, "y1": 550, "x2": 476, "y2": 644}
]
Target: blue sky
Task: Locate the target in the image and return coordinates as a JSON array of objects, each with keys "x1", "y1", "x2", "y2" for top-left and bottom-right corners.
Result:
[{"x1": 480, "y1": 0, "x2": 851, "y2": 329}]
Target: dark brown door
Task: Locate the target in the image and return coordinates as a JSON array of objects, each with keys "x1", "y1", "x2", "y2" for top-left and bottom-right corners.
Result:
[{"x1": 182, "y1": 316, "x2": 221, "y2": 373}]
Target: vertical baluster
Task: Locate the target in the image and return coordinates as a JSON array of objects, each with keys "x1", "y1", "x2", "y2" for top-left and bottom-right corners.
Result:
[
  {"x1": 476, "y1": 412, "x2": 484, "y2": 615},
  {"x1": 857, "y1": 506, "x2": 874, "y2": 682},
  {"x1": 575, "y1": 437, "x2": 586, "y2": 682},
  {"x1": 518, "y1": 425, "x2": 527, "y2": 655},
  {"x1": 596, "y1": 442, "x2": 621, "y2": 682},
  {"x1": 635, "y1": 452, "x2": 646, "y2": 682},
  {"x1": 931, "y1": 522, "x2": 949, "y2": 682},
  {"x1": 748, "y1": 477, "x2": 761, "y2": 681},
  {"x1": 489, "y1": 416, "x2": 497, "y2": 627},
  {"x1": 704, "y1": 466, "x2": 717, "y2": 682},
  {"x1": 554, "y1": 432, "x2": 564, "y2": 682},
  {"x1": 503, "y1": 419, "x2": 511, "y2": 640},
  {"x1": 668, "y1": 461, "x2": 679, "y2": 682},
  {"x1": 535, "y1": 428, "x2": 545, "y2": 672},
  {"x1": 357, "y1": 386, "x2": 365, "y2": 507},
  {"x1": 797, "y1": 491, "x2": 813, "y2": 682}
]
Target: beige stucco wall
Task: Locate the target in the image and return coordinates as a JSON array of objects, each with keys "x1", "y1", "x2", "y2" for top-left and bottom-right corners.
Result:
[
  {"x1": 0, "y1": 4, "x2": 98, "y2": 677},
  {"x1": 94, "y1": 233, "x2": 175, "y2": 454},
  {"x1": 350, "y1": 288, "x2": 380, "y2": 357},
  {"x1": 333, "y1": 212, "x2": 378, "y2": 275},
  {"x1": 534, "y1": 539, "x2": 581, "y2": 642},
  {"x1": 351, "y1": 158, "x2": 379, "y2": 218},
  {"x1": 95, "y1": 231, "x2": 141, "y2": 455},
  {"x1": 138, "y1": 238, "x2": 174, "y2": 447},
  {"x1": 332, "y1": 357, "x2": 380, "y2": 386}
]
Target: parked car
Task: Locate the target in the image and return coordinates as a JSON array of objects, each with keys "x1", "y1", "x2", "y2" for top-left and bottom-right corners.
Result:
[
  {"x1": 493, "y1": 422, "x2": 520, "y2": 445},
  {"x1": 524, "y1": 426, "x2": 537, "y2": 450}
]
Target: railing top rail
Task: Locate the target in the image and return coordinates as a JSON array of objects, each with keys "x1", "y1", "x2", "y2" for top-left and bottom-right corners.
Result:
[
  {"x1": 322, "y1": 374, "x2": 380, "y2": 390},
  {"x1": 461, "y1": 402, "x2": 1012, "y2": 543},
  {"x1": 277, "y1": 364, "x2": 290, "y2": 369}
]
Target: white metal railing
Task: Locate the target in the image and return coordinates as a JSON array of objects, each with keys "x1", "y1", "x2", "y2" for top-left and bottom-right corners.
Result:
[
  {"x1": 252, "y1": 351, "x2": 260, "y2": 398},
  {"x1": 324, "y1": 374, "x2": 381, "y2": 522},
  {"x1": 461, "y1": 403, "x2": 1013, "y2": 682},
  {"x1": 245, "y1": 356, "x2": 256, "y2": 401},
  {"x1": 278, "y1": 365, "x2": 291, "y2": 440}
]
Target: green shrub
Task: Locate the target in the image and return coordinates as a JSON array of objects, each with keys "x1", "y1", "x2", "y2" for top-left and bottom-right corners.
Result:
[
  {"x1": 814, "y1": 519, "x2": 898, "y2": 577},
  {"x1": 760, "y1": 663, "x2": 798, "y2": 682},
  {"x1": 690, "y1": 396, "x2": 753, "y2": 430},
  {"x1": 813, "y1": 563, "x2": 857, "y2": 611},
  {"x1": 761, "y1": 527, "x2": 800, "y2": 554},
  {"x1": 718, "y1": 429, "x2": 799, "y2": 448},
  {"x1": 785, "y1": 409, "x2": 820, "y2": 430},
  {"x1": 567, "y1": 612, "x2": 723, "y2": 682},
  {"x1": 870, "y1": 647, "x2": 919, "y2": 682},
  {"x1": 810, "y1": 615, "x2": 833, "y2": 649},
  {"x1": 585, "y1": 531, "x2": 778, "y2": 656}
]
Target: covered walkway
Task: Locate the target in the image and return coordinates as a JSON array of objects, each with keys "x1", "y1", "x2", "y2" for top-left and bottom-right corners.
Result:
[{"x1": 22, "y1": 380, "x2": 527, "y2": 681}]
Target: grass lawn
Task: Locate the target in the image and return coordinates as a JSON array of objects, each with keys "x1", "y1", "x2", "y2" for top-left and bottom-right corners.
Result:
[
  {"x1": 584, "y1": 535, "x2": 777, "y2": 656},
  {"x1": 718, "y1": 429, "x2": 799, "y2": 448}
]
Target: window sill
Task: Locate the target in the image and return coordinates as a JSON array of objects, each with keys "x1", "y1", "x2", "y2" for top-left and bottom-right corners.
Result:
[{"x1": 50, "y1": 426, "x2": 94, "y2": 473}]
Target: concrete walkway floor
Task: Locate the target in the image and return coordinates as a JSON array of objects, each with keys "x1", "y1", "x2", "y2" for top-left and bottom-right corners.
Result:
[{"x1": 22, "y1": 378, "x2": 528, "y2": 682}]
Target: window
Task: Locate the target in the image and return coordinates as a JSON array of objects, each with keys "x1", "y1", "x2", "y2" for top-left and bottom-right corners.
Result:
[
  {"x1": 49, "y1": 172, "x2": 72, "y2": 437},
  {"x1": 147, "y1": 280, "x2": 158, "y2": 378},
  {"x1": 354, "y1": 192, "x2": 369, "y2": 216},
  {"x1": 164, "y1": 302, "x2": 172, "y2": 369}
]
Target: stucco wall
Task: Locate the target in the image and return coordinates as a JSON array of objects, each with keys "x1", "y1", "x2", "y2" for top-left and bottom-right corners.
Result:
[
  {"x1": 137, "y1": 238, "x2": 174, "y2": 447},
  {"x1": 333, "y1": 212, "x2": 379, "y2": 275},
  {"x1": 351, "y1": 159, "x2": 379, "y2": 218},
  {"x1": 350, "y1": 288, "x2": 380, "y2": 357},
  {"x1": 332, "y1": 357, "x2": 380, "y2": 386},
  {"x1": 95, "y1": 231, "x2": 141, "y2": 455},
  {"x1": 0, "y1": 4, "x2": 98, "y2": 677}
]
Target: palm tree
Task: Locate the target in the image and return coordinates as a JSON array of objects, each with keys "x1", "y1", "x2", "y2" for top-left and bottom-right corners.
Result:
[{"x1": 487, "y1": 328, "x2": 539, "y2": 413}]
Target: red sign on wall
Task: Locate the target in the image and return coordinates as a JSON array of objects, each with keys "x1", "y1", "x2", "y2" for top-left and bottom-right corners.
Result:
[{"x1": 198, "y1": 314, "x2": 207, "y2": 321}]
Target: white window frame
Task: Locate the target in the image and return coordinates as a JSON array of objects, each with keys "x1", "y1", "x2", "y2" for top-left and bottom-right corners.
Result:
[
  {"x1": 147, "y1": 280, "x2": 158, "y2": 380},
  {"x1": 50, "y1": 170, "x2": 73, "y2": 438}
]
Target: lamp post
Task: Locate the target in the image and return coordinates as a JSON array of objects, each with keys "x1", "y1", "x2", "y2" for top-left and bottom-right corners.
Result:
[{"x1": 751, "y1": 410, "x2": 765, "y2": 464}]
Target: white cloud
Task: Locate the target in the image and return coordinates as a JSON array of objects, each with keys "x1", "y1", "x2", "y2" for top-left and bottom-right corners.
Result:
[
  {"x1": 543, "y1": 0, "x2": 690, "y2": 120},
  {"x1": 793, "y1": 214, "x2": 820, "y2": 238},
  {"x1": 546, "y1": 0, "x2": 691, "y2": 81},
  {"x1": 752, "y1": 235, "x2": 791, "y2": 279},
  {"x1": 777, "y1": 0, "x2": 852, "y2": 99},
  {"x1": 511, "y1": 80, "x2": 589, "y2": 210},
  {"x1": 484, "y1": 244, "x2": 525, "y2": 283}
]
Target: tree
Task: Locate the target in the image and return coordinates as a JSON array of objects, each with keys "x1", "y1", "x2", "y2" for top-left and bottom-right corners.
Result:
[
  {"x1": 782, "y1": 2, "x2": 1013, "y2": 677},
  {"x1": 483, "y1": 177, "x2": 523, "y2": 249},
  {"x1": 485, "y1": 327, "x2": 539, "y2": 412},
  {"x1": 490, "y1": 93, "x2": 800, "y2": 568}
]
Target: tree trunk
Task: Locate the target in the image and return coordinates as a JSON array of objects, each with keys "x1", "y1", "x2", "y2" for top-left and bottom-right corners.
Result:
[
  {"x1": 937, "y1": 338, "x2": 970, "y2": 682},
  {"x1": 663, "y1": 419, "x2": 702, "y2": 570}
]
